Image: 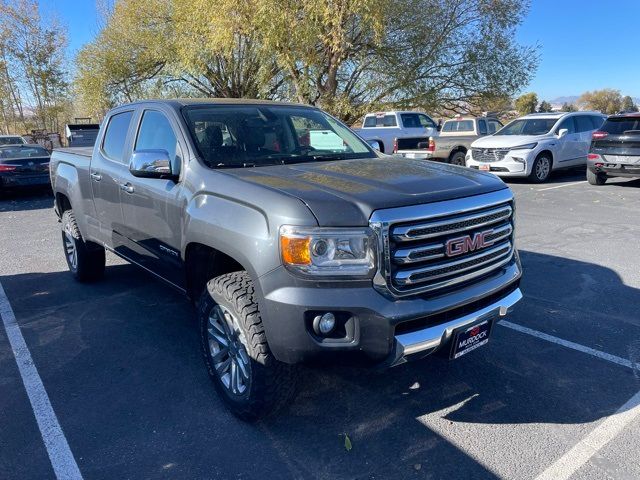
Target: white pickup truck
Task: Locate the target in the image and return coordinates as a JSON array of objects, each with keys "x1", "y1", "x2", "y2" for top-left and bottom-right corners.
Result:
[{"x1": 353, "y1": 111, "x2": 438, "y2": 154}]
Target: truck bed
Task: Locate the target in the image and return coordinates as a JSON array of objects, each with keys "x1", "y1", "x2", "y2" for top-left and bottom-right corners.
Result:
[{"x1": 54, "y1": 147, "x2": 93, "y2": 158}]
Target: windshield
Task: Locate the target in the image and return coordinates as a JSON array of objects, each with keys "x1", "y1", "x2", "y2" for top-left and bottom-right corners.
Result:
[
  {"x1": 183, "y1": 105, "x2": 376, "y2": 168},
  {"x1": 0, "y1": 145, "x2": 49, "y2": 159},
  {"x1": 495, "y1": 118, "x2": 557, "y2": 136},
  {"x1": 0, "y1": 136, "x2": 25, "y2": 146}
]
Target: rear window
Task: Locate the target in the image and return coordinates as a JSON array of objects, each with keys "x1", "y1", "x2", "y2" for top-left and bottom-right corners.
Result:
[
  {"x1": 600, "y1": 117, "x2": 640, "y2": 134},
  {"x1": 0, "y1": 145, "x2": 49, "y2": 159},
  {"x1": 442, "y1": 120, "x2": 474, "y2": 132},
  {"x1": 0, "y1": 136, "x2": 24, "y2": 145},
  {"x1": 102, "y1": 111, "x2": 134, "y2": 162},
  {"x1": 364, "y1": 114, "x2": 397, "y2": 127}
]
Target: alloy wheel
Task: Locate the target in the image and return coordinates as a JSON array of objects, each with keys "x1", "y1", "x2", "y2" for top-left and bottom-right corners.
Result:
[
  {"x1": 63, "y1": 228, "x2": 78, "y2": 270},
  {"x1": 536, "y1": 157, "x2": 550, "y2": 181},
  {"x1": 207, "y1": 305, "x2": 251, "y2": 396}
]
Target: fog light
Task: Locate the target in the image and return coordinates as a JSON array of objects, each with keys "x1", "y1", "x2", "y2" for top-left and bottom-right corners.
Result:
[{"x1": 314, "y1": 312, "x2": 336, "y2": 335}]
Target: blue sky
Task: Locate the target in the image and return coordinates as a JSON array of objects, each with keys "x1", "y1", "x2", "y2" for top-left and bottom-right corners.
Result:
[{"x1": 41, "y1": 0, "x2": 640, "y2": 102}]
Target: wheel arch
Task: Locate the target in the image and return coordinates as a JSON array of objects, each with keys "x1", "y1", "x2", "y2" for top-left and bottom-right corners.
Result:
[
  {"x1": 184, "y1": 242, "x2": 247, "y2": 301},
  {"x1": 537, "y1": 149, "x2": 554, "y2": 167}
]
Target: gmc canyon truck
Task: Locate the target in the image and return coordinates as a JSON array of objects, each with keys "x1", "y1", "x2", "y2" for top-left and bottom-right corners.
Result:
[
  {"x1": 50, "y1": 99, "x2": 522, "y2": 420},
  {"x1": 397, "y1": 116, "x2": 503, "y2": 165}
]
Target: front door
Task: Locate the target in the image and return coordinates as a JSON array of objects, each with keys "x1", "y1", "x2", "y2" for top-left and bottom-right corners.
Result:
[
  {"x1": 90, "y1": 109, "x2": 135, "y2": 249},
  {"x1": 119, "y1": 108, "x2": 186, "y2": 290},
  {"x1": 555, "y1": 116, "x2": 582, "y2": 166}
]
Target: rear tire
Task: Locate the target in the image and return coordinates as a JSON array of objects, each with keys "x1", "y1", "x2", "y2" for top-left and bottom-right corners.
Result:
[
  {"x1": 61, "y1": 210, "x2": 105, "y2": 282},
  {"x1": 450, "y1": 151, "x2": 466, "y2": 166},
  {"x1": 198, "y1": 271, "x2": 297, "y2": 421},
  {"x1": 587, "y1": 169, "x2": 607, "y2": 185},
  {"x1": 528, "y1": 154, "x2": 552, "y2": 183}
]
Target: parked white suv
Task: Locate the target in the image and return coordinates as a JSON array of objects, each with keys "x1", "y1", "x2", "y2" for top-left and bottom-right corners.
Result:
[{"x1": 466, "y1": 112, "x2": 606, "y2": 182}]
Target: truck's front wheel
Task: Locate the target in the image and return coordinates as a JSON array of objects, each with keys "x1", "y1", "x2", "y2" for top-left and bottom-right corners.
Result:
[
  {"x1": 61, "y1": 210, "x2": 105, "y2": 282},
  {"x1": 198, "y1": 271, "x2": 297, "y2": 421}
]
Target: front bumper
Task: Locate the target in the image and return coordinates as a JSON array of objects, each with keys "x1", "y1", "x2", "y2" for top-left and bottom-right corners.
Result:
[
  {"x1": 258, "y1": 256, "x2": 522, "y2": 366},
  {"x1": 466, "y1": 153, "x2": 530, "y2": 177}
]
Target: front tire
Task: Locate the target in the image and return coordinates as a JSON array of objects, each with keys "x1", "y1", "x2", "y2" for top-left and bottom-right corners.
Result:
[
  {"x1": 587, "y1": 169, "x2": 607, "y2": 185},
  {"x1": 61, "y1": 210, "x2": 105, "y2": 282},
  {"x1": 198, "y1": 271, "x2": 297, "y2": 421},
  {"x1": 528, "y1": 154, "x2": 552, "y2": 183}
]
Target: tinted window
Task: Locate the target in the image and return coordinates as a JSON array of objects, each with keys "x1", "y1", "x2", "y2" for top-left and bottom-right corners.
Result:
[
  {"x1": 600, "y1": 117, "x2": 640, "y2": 134},
  {"x1": 442, "y1": 121, "x2": 453, "y2": 132},
  {"x1": 488, "y1": 120, "x2": 502, "y2": 134},
  {"x1": 418, "y1": 114, "x2": 436, "y2": 128},
  {"x1": 590, "y1": 115, "x2": 605, "y2": 129},
  {"x1": 102, "y1": 111, "x2": 133, "y2": 162},
  {"x1": 382, "y1": 115, "x2": 397, "y2": 127},
  {"x1": 364, "y1": 115, "x2": 397, "y2": 127},
  {"x1": 556, "y1": 117, "x2": 576, "y2": 134},
  {"x1": 0, "y1": 136, "x2": 24, "y2": 145},
  {"x1": 135, "y1": 110, "x2": 178, "y2": 161},
  {"x1": 443, "y1": 120, "x2": 474, "y2": 132},
  {"x1": 363, "y1": 116, "x2": 376, "y2": 127},
  {"x1": 478, "y1": 120, "x2": 487, "y2": 135},
  {"x1": 575, "y1": 115, "x2": 595, "y2": 133},
  {"x1": 0, "y1": 145, "x2": 49, "y2": 159}
]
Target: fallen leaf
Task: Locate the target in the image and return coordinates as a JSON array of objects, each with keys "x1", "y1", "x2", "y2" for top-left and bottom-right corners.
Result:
[{"x1": 344, "y1": 434, "x2": 353, "y2": 451}]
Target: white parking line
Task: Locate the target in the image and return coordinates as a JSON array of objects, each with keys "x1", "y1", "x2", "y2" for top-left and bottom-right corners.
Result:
[
  {"x1": 535, "y1": 390, "x2": 640, "y2": 480},
  {"x1": 500, "y1": 320, "x2": 640, "y2": 479},
  {"x1": 0, "y1": 282, "x2": 83, "y2": 480},
  {"x1": 537, "y1": 181, "x2": 587, "y2": 191},
  {"x1": 500, "y1": 320, "x2": 640, "y2": 371}
]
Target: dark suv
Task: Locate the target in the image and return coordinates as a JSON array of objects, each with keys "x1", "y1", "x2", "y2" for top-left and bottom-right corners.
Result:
[{"x1": 587, "y1": 113, "x2": 640, "y2": 185}]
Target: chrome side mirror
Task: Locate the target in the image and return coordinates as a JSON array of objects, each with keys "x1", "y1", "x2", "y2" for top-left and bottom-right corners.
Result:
[
  {"x1": 129, "y1": 150, "x2": 175, "y2": 179},
  {"x1": 367, "y1": 140, "x2": 382, "y2": 151}
]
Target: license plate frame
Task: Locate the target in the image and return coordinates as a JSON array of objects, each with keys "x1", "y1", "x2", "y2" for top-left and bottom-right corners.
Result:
[{"x1": 450, "y1": 320, "x2": 492, "y2": 359}]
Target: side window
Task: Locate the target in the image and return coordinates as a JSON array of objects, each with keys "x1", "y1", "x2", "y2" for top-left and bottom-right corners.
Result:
[
  {"x1": 556, "y1": 117, "x2": 576, "y2": 135},
  {"x1": 382, "y1": 115, "x2": 397, "y2": 127},
  {"x1": 135, "y1": 110, "x2": 178, "y2": 161},
  {"x1": 442, "y1": 121, "x2": 453, "y2": 132},
  {"x1": 575, "y1": 115, "x2": 595, "y2": 133},
  {"x1": 488, "y1": 120, "x2": 501, "y2": 134},
  {"x1": 478, "y1": 119, "x2": 488, "y2": 135},
  {"x1": 102, "y1": 111, "x2": 134, "y2": 162},
  {"x1": 418, "y1": 114, "x2": 436, "y2": 128}
]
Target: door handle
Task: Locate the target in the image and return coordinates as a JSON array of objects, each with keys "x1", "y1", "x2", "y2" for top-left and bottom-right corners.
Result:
[
  {"x1": 120, "y1": 182, "x2": 135, "y2": 194},
  {"x1": 90, "y1": 172, "x2": 102, "y2": 182}
]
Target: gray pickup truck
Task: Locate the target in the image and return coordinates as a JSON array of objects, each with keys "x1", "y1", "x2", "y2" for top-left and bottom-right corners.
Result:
[
  {"x1": 50, "y1": 99, "x2": 522, "y2": 420},
  {"x1": 398, "y1": 116, "x2": 503, "y2": 165}
]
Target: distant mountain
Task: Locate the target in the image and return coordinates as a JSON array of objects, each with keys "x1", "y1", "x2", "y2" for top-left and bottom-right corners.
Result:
[{"x1": 549, "y1": 95, "x2": 640, "y2": 105}]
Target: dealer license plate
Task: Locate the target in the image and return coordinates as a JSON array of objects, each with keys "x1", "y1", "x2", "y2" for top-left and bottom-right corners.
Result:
[{"x1": 450, "y1": 320, "x2": 492, "y2": 359}]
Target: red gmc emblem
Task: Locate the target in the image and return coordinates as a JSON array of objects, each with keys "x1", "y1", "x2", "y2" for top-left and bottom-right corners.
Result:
[
  {"x1": 469, "y1": 326, "x2": 481, "y2": 337},
  {"x1": 445, "y1": 230, "x2": 494, "y2": 257}
]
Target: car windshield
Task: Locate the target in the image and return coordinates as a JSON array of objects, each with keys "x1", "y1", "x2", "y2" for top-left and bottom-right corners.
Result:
[
  {"x1": 0, "y1": 145, "x2": 49, "y2": 159},
  {"x1": 0, "y1": 136, "x2": 25, "y2": 145},
  {"x1": 495, "y1": 118, "x2": 557, "y2": 136},
  {"x1": 183, "y1": 105, "x2": 376, "y2": 168}
]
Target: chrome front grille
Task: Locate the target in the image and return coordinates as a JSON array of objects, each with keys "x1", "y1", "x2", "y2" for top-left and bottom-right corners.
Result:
[
  {"x1": 370, "y1": 190, "x2": 516, "y2": 297},
  {"x1": 472, "y1": 148, "x2": 509, "y2": 163}
]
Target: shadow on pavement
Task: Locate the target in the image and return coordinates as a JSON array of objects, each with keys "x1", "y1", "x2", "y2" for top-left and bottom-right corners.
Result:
[
  {"x1": 501, "y1": 167, "x2": 585, "y2": 185},
  {"x1": 1, "y1": 250, "x2": 639, "y2": 479}
]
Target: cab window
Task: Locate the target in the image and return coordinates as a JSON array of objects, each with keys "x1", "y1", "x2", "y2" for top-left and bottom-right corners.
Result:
[
  {"x1": 135, "y1": 110, "x2": 178, "y2": 161},
  {"x1": 478, "y1": 120, "x2": 487, "y2": 135},
  {"x1": 102, "y1": 111, "x2": 134, "y2": 163}
]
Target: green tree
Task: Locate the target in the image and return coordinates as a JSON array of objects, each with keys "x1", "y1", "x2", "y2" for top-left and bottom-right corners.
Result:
[
  {"x1": 538, "y1": 100, "x2": 552, "y2": 112},
  {"x1": 578, "y1": 89, "x2": 622, "y2": 114},
  {"x1": 514, "y1": 92, "x2": 538, "y2": 116},
  {"x1": 621, "y1": 95, "x2": 638, "y2": 112},
  {"x1": 75, "y1": 0, "x2": 539, "y2": 124},
  {"x1": 561, "y1": 102, "x2": 576, "y2": 112}
]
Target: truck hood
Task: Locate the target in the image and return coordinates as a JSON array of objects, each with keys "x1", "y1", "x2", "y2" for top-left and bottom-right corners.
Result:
[
  {"x1": 225, "y1": 157, "x2": 508, "y2": 226},
  {"x1": 472, "y1": 134, "x2": 551, "y2": 149}
]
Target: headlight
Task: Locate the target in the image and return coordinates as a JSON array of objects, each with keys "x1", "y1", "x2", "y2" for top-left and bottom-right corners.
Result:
[
  {"x1": 510, "y1": 143, "x2": 537, "y2": 150},
  {"x1": 280, "y1": 226, "x2": 376, "y2": 278}
]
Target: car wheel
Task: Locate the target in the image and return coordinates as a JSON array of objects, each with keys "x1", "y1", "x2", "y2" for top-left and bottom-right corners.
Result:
[
  {"x1": 450, "y1": 151, "x2": 466, "y2": 166},
  {"x1": 587, "y1": 169, "x2": 607, "y2": 185},
  {"x1": 61, "y1": 210, "x2": 106, "y2": 282},
  {"x1": 198, "y1": 271, "x2": 297, "y2": 421},
  {"x1": 528, "y1": 154, "x2": 552, "y2": 183}
]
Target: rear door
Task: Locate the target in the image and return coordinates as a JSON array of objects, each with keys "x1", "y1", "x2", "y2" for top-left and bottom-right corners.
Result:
[
  {"x1": 574, "y1": 115, "x2": 599, "y2": 165},
  {"x1": 118, "y1": 107, "x2": 186, "y2": 289},
  {"x1": 90, "y1": 109, "x2": 135, "y2": 247},
  {"x1": 555, "y1": 116, "x2": 582, "y2": 166}
]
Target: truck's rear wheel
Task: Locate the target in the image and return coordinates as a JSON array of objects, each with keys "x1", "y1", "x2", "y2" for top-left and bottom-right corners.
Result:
[
  {"x1": 587, "y1": 169, "x2": 607, "y2": 185},
  {"x1": 450, "y1": 151, "x2": 466, "y2": 166},
  {"x1": 198, "y1": 271, "x2": 297, "y2": 421},
  {"x1": 61, "y1": 210, "x2": 105, "y2": 282}
]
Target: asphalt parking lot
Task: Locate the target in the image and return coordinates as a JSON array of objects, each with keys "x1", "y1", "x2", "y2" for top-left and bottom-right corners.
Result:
[{"x1": 1, "y1": 170, "x2": 640, "y2": 480}]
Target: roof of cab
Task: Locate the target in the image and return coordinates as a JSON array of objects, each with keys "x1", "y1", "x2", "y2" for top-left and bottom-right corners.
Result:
[{"x1": 120, "y1": 98, "x2": 312, "y2": 109}]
